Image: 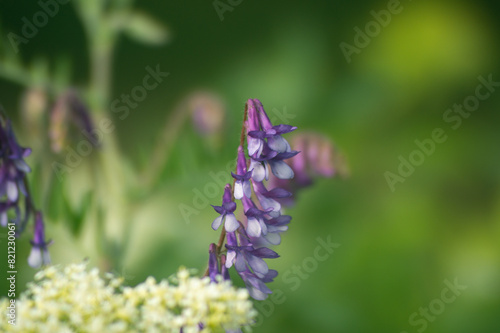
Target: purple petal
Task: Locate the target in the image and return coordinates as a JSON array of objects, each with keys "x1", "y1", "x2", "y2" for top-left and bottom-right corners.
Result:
[
  {"x1": 251, "y1": 247, "x2": 280, "y2": 259},
  {"x1": 247, "y1": 137, "x2": 263, "y2": 156},
  {"x1": 7, "y1": 181, "x2": 18, "y2": 202},
  {"x1": 242, "y1": 180, "x2": 252, "y2": 199},
  {"x1": 222, "y1": 201, "x2": 237, "y2": 212},
  {"x1": 274, "y1": 150, "x2": 300, "y2": 160},
  {"x1": 268, "y1": 215, "x2": 292, "y2": 226},
  {"x1": 211, "y1": 215, "x2": 223, "y2": 230},
  {"x1": 247, "y1": 255, "x2": 269, "y2": 277},
  {"x1": 250, "y1": 160, "x2": 266, "y2": 182},
  {"x1": 222, "y1": 184, "x2": 233, "y2": 204},
  {"x1": 211, "y1": 205, "x2": 224, "y2": 215},
  {"x1": 262, "y1": 270, "x2": 279, "y2": 283},
  {"x1": 28, "y1": 247, "x2": 42, "y2": 268},
  {"x1": 224, "y1": 213, "x2": 239, "y2": 232},
  {"x1": 269, "y1": 160, "x2": 294, "y2": 179},
  {"x1": 267, "y1": 135, "x2": 290, "y2": 153},
  {"x1": 226, "y1": 250, "x2": 236, "y2": 268},
  {"x1": 265, "y1": 187, "x2": 292, "y2": 198},
  {"x1": 0, "y1": 212, "x2": 7, "y2": 227},
  {"x1": 234, "y1": 181, "x2": 244, "y2": 200},
  {"x1": 257, "y1": 194, "x2": 281, "y2": 217},
  {"x1": 234, "y1": 253, "x2": 247, "y2": 272},
  {"x1": 208, "y1": 243, "x2": 219, "y2": 281},
  {"x1": 246, "y1": 217, "x2": 262, "y2": 237},
  {"x1": 264, "y1": 233, "x2": 281, "y2": 245},
  {"x1": 272, "y1": 124, "x2": 297, "y2": 134}
]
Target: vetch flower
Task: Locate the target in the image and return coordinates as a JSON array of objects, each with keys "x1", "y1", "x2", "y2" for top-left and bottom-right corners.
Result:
[
  {"x1": 243, "y1": 207, "x2": 268, "y2": 238},
  {"x1": 231, "y1": 146, "x2": 252, "y2": 200},
  {"x1": 252, "y1": 180, "x2": 292, "y2": 217},
  {"x1": 0, "y1": 112, "x2": 51, "y2": 267},
  {"x1": 0, "y1": 119, "x2": 31, "y2": 204},
  {"x1": 206, "y1": 98, "x2": 299, "y2": 304},
  {"x1": 27, "y1": 212, "x2": 52, "y2": 268},
  {"x1": 208, "y1": 243, "x2": 219, "y2": 282},
  {"x1": 211, "y1": 184, "x2": 239, "y2": 232},
  {"x1": 225, "y1": 240, "x2": 279, "y2": 279},
  {"x1": 238, "y1": 269, "x2": 278, "y2": 301},
  {"x1": 0, "y1": 115, "x2": 35, "y2": 233}
]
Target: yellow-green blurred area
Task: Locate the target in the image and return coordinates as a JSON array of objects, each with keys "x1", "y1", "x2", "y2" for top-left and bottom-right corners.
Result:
[{"x1": 1, "y1": 0, "x2": 500, "y2": 332}]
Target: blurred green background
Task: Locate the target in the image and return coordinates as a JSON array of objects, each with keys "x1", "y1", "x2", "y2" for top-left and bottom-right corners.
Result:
[{"x1": 1, "y1": 0, "x2": 500, "y2": 332}]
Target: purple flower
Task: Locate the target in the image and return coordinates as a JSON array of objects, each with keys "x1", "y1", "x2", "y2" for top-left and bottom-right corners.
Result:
[
  {"x1": 239, "y1": 269, "x2": 278, "y2": 300},
  {"x1": 232, "y1": 146, "x2": 252, "y2": 200},
  {"x1": 246, "y1": 100, "x2": 297, "y2": 157},
  {"x1": 225, "y1": 241, "x2": 279, "y2": 279},
  {"x1": 187, "y1": 92, "x2": 226, "y2": 136},
  {"x1": 1, "y1": 113, "x2": 52, "y2": 267},
  {"x1": 0, "y1": 118, "x2": 32, "y2": 228},
  {"x1": 253, "y1": 99, "x2": 297, "y2": 153},
  {"x1": 259, "y1": 215, "x2": 291, "y2": 245},
  {"x1": 211, "y1": 184, "x2": 239, "y2": 232},
  {"x1": 208, "y1": 244, "x2": 231, "y2": 284},
  {"x1": 28, "y1": 212, "x2": 51, "y2": 268},
  {"x1": 208, "y1": 243, "x2": 219, "y2": 282},
  {"x1": 243, "y1": 207, "x2": 269, "y2": 238},
  {"x1": 252, "y1": 181, "x2": 292, "y2": 217},
  {"x1": 50, "y1": 90, "x2": 99, "y2": 152}
]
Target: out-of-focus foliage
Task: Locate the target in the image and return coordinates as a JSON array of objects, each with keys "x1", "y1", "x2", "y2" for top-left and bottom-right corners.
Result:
[{"x1": 0, "y1": 0, "x2": 499, "y2": 332}]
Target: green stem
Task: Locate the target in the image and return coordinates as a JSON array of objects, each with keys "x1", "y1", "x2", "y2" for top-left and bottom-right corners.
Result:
[{"x1": 141, "y1": 101, "x2": 190, "y2": 188}]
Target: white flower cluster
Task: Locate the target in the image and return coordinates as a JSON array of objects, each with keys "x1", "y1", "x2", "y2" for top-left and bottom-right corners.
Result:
[{"x1": 0, "y1": 263, "x2": 256, "y2": 333}]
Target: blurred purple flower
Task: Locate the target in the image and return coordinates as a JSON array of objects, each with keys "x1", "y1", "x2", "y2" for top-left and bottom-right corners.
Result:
[
  {"x1": 0, "y1": 117, "x2": 31, "y2": 228},
  {"x1": 188, "y1": 92, "x2": 226, "y2": 136},
  {"x1": 1, "y1": 112, "x2": 51, "y2": 267},
  {"x1": 28, "y1": 212, "x2": 52, "y2": 268},
  {"x1": 50, "y1": 90, "x2": 98, "y2": 153}
]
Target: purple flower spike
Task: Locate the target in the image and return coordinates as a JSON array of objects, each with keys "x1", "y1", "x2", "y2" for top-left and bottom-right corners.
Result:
[
  {"x1": 206, "y1": 99, "x2": 300, "y2": 303},
  {"x1": 211, "y1": 184, "x2": 239, "y2": 232},
  {"x1": 232, "y1": 146, "x2": 252, "y2": 200},
  {"x1": 28, "y1": 212, "x2": 51, "y2": 268}
]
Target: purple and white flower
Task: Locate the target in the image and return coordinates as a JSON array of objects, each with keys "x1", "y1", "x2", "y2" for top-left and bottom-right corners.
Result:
[
  {"x1": 232, "y1": 146, "x2": 252, "y2": 200},
  {"x1": 211, "y1": 184, "x2": 240, "y2": 232},
  {"x1": 28, "y1": 212, "x2": 52, "y2": 268}
]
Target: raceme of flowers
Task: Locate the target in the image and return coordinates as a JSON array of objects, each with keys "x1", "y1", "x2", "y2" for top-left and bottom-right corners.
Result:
[
  {"x1": 0, "y1": 262, "x2": 256, "y2": 333},
  {"x1": 209, "y1": 99, "x2": 298, "y2": 300},
  {"x1": 0, "y1": 113, "x2": 51, "y2": 268}
]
